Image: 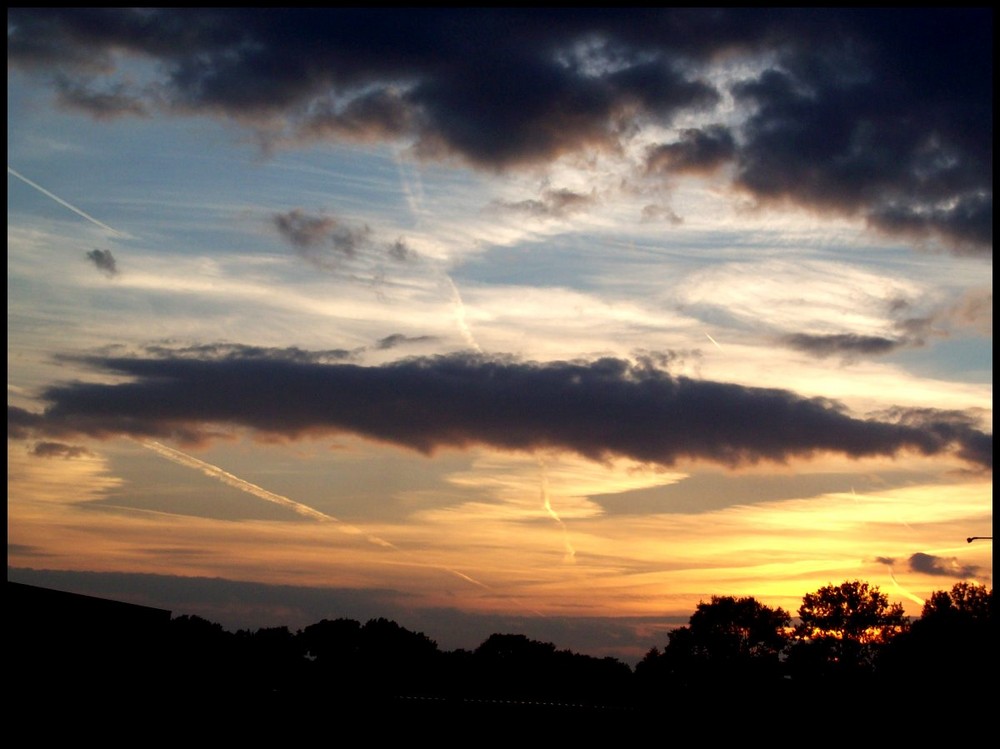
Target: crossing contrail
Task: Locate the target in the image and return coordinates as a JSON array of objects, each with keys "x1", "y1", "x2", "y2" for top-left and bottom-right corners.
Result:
[{"x1": 8, "y1": 166, "x2": 127, "y2": 237}]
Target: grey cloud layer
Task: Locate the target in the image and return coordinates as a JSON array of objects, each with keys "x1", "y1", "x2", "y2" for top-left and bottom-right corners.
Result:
[
  {"x1": 8, "y1": 8, "x2": 991, "y2": 253},
  {"x1": 10, "y1": 349, "x2": 991, "y2": 470}
]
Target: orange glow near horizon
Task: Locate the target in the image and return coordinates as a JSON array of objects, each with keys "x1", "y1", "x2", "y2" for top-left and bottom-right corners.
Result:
[{"x1": 8, "y1": 437, "x2": 991, "y2": 629}]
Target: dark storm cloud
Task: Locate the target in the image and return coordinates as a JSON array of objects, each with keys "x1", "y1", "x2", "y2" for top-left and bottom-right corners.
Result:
[
  {"x1": 645, "y1": 125, "x2": 735, "y2": 175},
  {"x1": 11, "y1": 349, "x2": 991, "y2": 470},
  {"x1": 12, "y1": 10, "x2": 987, "y2": 251},
  {"x1": 85, "y1": 248, "x2": 118, "y2": 276},
  {"x1": 908, "y1": 552, "x2": 982, "y2": 580},
  {"x1": 730, "y1": 9, "x2": 992, "y2": 252},
  {"x1": 781, "y1": 333, "x2": 902, "y2": 358},
  {"x1": 30, "y1": 441, "x2": 93, "y2": 459}
]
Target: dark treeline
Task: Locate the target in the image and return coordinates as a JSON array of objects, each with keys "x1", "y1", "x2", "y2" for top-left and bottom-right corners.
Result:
[{"x1": 8, "y1": 579, "x2": 993, "y2": 729}]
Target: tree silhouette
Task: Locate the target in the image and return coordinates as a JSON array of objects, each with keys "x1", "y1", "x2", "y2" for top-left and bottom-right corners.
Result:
[
  {"x1": 358, "y1": 617, "x2": 440, "y2": 696},
  {"x1": 637, "y1": 595, "x2": 790, "y2": 697},
  {"x1": 790, "y1": 580, "x2": 907, "y2": 681},
  {"x1": 919, "y1": 581, "x2": 992, "y2": 624},
  {"x1": 882, "y1": 582, "x2": 993, "y2": 696}
]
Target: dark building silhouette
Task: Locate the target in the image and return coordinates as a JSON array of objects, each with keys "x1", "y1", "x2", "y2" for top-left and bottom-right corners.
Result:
[{"x1": 8, "y1": 581, "x2": 172, "y2": 704}]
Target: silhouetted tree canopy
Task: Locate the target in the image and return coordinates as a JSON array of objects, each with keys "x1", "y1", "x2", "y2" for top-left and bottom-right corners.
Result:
[
  {"x1": 637, "y1": 595, "x2": 790, "y2": 693},
  {"x1": 919, "y1": 581, "x2": 992, "y2": 624},
  {"x1": 797, "y1": 580, "x2": 907, "y2": 643},
  {"x1": 882, "y1": 582, "x2": 993, "y2": 696},
  {"x1": 18, "y1": 576, "x2": 994, "y2": 720},
  {"x1": 475, "y1": 633, "x2": 557, "y2": 661},
  {"x1": 790, "y1": 580, "x2": 908, "y2": 680}
]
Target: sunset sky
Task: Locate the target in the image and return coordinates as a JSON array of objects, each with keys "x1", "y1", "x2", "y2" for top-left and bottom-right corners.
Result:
[{"x1": 7, "y1": 9, "x2": 991, "y2": 661}]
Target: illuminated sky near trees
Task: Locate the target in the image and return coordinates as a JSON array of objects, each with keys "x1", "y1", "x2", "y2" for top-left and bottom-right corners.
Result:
[{"x1": 7, "y1": 9, "x2": 991, "y2": 660}]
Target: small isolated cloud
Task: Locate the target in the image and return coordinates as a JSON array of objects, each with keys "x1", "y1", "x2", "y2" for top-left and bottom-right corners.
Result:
[
  {"x1": 641, "y1": 204, "x2": 683, "y2": 224},
  {"x1": 375, "y1": 334, "x2": 438, "y2": 350},
  {"x1": 272, "y1": 209, "x2": 338, "y2": 248},
  {"x1": 494, "y1": 188, "x2": 596, "y2": 219},
  {"x1": 875, "y1": 556, "x2": 897, "y2": 566},
  {"x1": 908, "y1": 552, "x2": 982, "y2": 579},
  {"x1": 388, "y1": 238, "x2": 418, "y2": 263},
  {"x1": 30, "y1": 441, "x2": 93, "y2": 459},
  {"x1": 942, "y1": 289, "x2": 992, "y2": 336},
  {"x1": 328, "y1": 224, "x2": 371, "y2": 258},
  {"x1": 272, "y1": 209, "x2": 372, "y2": 268},
  {"x1": 645, "y1": 125, "x2": 735, "y2": 176},
  {"x1": 85, "y1": 248, "x2": 118, "y2": 276},
  {"x1": 139, "y1": 342, "x2": 355, "y2": 363},
  {"x1": 781, "y1": 333, "x2": 902, "y2": 359},
  {"x1": 7, "y1": 544, "x2": 50, "y2": 558}
]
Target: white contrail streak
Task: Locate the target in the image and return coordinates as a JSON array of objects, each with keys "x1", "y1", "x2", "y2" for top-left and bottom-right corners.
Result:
[
  {"x1": 886, "y1": 567, "x2": 926, "y2": 606},
  {"x1": 393, "y1": 151, "x2": 425, "y2": 220},
  {"x1": 444, "y1": 275, "x2": 483, "y2": 353},
  {"x1": 138, "y1": 440, "x2": 396, "y2": 548},
  {"x1": 135, "y1": 439, "x2": 514, "y2": 591},
  {"x1": 391, "y1": 151, "x2": 480, "y2": 353},
  {"x1": 538, "y1": 457, "x2": 576, "y2": 561},
  {"x1": 8, "y1": 166, "x2": 127, "y2": 237},
  {"x1": 140, "y1": 440, "x2": 344, "y2": 523},
  {"x1": 705, "y1": 333, "x2": 722, "y2": 350}
]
